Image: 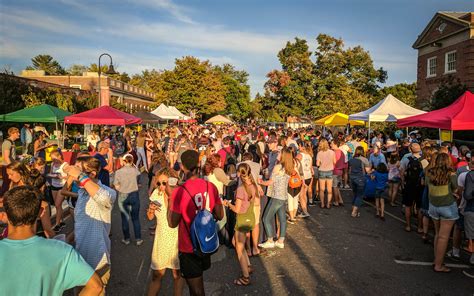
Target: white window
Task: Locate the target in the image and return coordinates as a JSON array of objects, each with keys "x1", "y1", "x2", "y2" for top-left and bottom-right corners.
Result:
[
  {"x1": 427, "y1": 57, "x2": 437, "y2": 78},
  {"x1": 445, "y1": 51, "x2": 456, "y2": 73}
]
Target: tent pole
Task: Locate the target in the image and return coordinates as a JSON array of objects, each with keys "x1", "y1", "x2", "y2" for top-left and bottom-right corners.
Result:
[
  {"x1": 438, "y1": 128, "x2": 441, "y2": 144},
  {"x1": 406, "y1": 127, "x2": 408, "y2": 139},
  {"x1": 63, "y1": 123, "x2": 67, "y2": 149},
  {"x1": 367, "y1": 121, "x2": 370, "y2": 145},
  {"x1": 55, "y1": 120, "x2": 60, "y2": 147}
]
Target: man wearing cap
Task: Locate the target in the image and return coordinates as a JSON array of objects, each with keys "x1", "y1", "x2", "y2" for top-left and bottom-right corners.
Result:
[{"x1": 167, "y1": 150, "x2": 224, "y2": 296}]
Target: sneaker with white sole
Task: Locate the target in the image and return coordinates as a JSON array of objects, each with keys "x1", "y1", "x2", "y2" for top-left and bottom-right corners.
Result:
[
  {"x1": 136, "y1": 239, "x2": 144, "y2": 246},
  {"x1": 121, "y1": 239, "x2": 130, "y2": 245},
  {"x1": 446, "y1": 250, "x2": 461, "y2": 261},
  {"x1": 258, "y1": 241, "x2": 275, "y2": 249},
  {"x1": 275, "y1": 241, "x2": 285, "y2": 249}
]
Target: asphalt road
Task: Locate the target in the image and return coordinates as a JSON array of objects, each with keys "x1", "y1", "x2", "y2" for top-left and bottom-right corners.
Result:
[{"x1": 103, "y1": 175, "x2": 474, "y2": 296}]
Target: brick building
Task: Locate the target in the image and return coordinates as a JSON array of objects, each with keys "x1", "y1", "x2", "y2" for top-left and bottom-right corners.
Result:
[
  {"x1": 413, "y1": 11, "x2": 474, "y2": 108},
  {"x1": 21, "y1": 70, "x2": 155, "y2": 112}
]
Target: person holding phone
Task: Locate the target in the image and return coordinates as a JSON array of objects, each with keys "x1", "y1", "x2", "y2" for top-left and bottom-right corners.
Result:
[{"x1": 146, "y1": 167, "x2": 184, "y2": 296}]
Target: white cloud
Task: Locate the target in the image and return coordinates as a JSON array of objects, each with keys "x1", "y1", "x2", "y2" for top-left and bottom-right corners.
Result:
[
  {"x1": 0, "y1": 9, "x2": 82, "y2": 36},
  {"x1": 131, "y1": 0, "x2": 196, "y2": 24},
  {"x1": 106, "y1": 22, "x2": 290, "y2": 55}
]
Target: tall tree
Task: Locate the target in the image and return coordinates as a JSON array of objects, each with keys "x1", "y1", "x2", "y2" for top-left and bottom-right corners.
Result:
[
  {"x1": 379, "y1": 82, "x2": 417, "y2": 107},
  {"x1": 262, "y1": 38, "x2": 314, "y2": 120},
  {"x1": 430, "y1": 76, "x2": 467, "y2": 110},
  {"x1": 310, "y1": 34, "x2": 387, "y2": 118},
  {"x1": 214, "y1": 64, "x2": 251, "y2": 121},
  {"x1": 27, "y1": 54, "x2": 66, "y2": 75},
  {"x1": 157, "y1": 56, "x2": 226, "y2": 116}
]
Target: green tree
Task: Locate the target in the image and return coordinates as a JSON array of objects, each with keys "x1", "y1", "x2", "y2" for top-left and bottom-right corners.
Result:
[
  {"x1": 0, "y1": 73, "x2": 28, "y2": 114},
  {"x1": 262, "y1": 38, "x2": 314, "y2": 120},
  {"x1": 378, "y1": 82, "x2": 417, "y2": 107},
  {"x1": 214, "y1": 64, "x2": 251, "y2": 121},
  {"x1": 311, "y1": 34, "x2": 386, "y2": 117},
  {"x1": 27, "y1": 54, "x2": 66, "y2": 75},
  {"x1": 67, "y1": 64, "x2": 88, "y2": 76},
  {"x1": 158, "y1": 56, "x2": 226, "y2": 116},
  {"x1": 430, "y1": 77, "x2": 467, "y2": 110}
]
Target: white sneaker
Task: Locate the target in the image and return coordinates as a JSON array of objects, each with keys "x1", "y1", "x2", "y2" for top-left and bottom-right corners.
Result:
[
  {"x1": 275, "y1": 241, "x2": 285, "y2": 249},
  {"x1": 121, "y1": 239, "x2": 130, "y2": 245},
  {"x1": 136, "y1": 239, "x2": 144, "y2": 246},
  {"x1": 344, "y1": 185, "x2": 351, "y2": 189},
  {"x1": 258, "y1": 241, "x2": 275, "y2": 249}
]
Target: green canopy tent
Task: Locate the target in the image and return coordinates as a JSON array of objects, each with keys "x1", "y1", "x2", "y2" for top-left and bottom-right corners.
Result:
[
  {"x1": 1, "y1": 104, "x2": 72, "y2": 123},
  {"x1": 1, "y1": 104, "x2": 73, "y2": 146}
]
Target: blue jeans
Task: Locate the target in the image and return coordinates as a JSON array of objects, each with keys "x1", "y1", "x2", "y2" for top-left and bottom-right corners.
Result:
[
  {"x1": 351, "y1": 177, "x2": 365, "y2": 207},
  {"x1": 262, "y1": 198, "x2": 287, "y2": 239},
  {"x1": 118, "y1": 191, "x2": 141, "y2": 240}
]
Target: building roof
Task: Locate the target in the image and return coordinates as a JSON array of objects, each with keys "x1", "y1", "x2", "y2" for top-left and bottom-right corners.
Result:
[{"x1": 413, "y1": 11, "x2": 473, "y2": 49}]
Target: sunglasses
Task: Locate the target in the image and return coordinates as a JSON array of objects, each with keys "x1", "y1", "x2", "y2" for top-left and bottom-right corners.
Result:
[{"x1": 157, "y1": 181, "x2": 167, "y2": 186}]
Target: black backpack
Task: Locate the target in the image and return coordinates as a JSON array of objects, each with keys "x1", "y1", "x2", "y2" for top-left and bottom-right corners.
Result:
[
  {"x1": 463, "y1": 171, "x2": 474, "y2": 201},
  {"x1": 405, "y1": 156, "x2": 423, "y2": 187}
]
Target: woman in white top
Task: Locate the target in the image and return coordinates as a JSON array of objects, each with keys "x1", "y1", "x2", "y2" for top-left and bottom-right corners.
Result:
[
  {"x1": 146, "y1": 167, "x2": 184, "y2": 296},
  {"x1": 299, "y1": 141, "x2": 314, "y2": 218}
]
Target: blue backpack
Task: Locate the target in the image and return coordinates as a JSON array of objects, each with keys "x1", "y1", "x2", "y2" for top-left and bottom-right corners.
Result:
[{"x1": 181, "y1": 182, "x2": 219, "y2": 257}]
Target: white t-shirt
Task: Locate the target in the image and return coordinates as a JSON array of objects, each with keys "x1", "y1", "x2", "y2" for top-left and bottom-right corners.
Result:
[{"x1": 301, "y1": 153, "x2": 313, "y2": 180}]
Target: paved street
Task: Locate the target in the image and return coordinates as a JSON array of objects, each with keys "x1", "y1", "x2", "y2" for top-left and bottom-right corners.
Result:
[{"x1": 105, "y1": 175, "x2": 473, "y2": 296}]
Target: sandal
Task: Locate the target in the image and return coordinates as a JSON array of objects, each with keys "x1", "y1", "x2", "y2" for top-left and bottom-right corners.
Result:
[
  {"x1": 404, "y1": 226, "x2": 411, "y2": 232},
  {"x1": 234, "y1": 275, "x2": 251, "y2": 286}
]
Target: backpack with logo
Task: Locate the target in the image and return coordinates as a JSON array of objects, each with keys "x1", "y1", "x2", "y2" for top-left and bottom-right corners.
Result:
[
  {"x1": 405, "y1": 156, "x2": 423, "y2": 187},
  {"x1": 181, "y1": 182, "x2": 219, "y2": 257}
]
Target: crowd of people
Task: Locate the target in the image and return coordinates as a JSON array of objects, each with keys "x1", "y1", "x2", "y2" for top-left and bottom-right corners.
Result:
[{"x1": 0, "y1": 122, "x2": 473, "y2": 295}]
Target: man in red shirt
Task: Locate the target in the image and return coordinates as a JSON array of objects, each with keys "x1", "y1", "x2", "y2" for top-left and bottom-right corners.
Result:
[{"x1": 167, "y1": 150, "x2": 224, "y2": 296}]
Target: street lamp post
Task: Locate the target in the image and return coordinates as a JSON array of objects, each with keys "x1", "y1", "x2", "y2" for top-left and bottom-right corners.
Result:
[{"x1": 97, "y1": 53, "x2": 117, "y2": 107}]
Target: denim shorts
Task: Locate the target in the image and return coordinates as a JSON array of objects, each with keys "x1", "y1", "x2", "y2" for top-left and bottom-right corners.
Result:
[
  {"x1": 428, "y1": 202, "x2": 459, "y2": 221},
  {"x1": 332, "y1": 175, "x2": 342, "y2": 187},
  {"x1": 319, "y1": 170, "x2": 333, "y2": 179}
]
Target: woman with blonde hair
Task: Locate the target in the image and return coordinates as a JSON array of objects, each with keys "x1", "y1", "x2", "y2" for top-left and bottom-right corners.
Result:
[
  {"x1": 316, "y1": 139, "x2": 336, "y2": 209},
  {"x1": 223, "y1": 163, "x2": 258, "y2": 286},
  {"x1": 146, "y1": 167, "x2": 184, "y2": 295},
  {"x1": 258, "y1": 147, "x2": 293, "y2": 249},
  {"x1": 136, "y1": 129, "x2": 148, "y2": 171},
  {"x1": 426, "y1": 153, "x2": 459, "y2": 273}
]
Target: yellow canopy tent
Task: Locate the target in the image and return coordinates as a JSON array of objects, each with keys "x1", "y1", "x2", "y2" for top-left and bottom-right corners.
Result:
[{"x1": 315, "y1": 112, "x2": 365, "y2": 126}]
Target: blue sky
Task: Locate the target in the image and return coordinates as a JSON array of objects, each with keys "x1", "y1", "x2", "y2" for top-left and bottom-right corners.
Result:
[{"x1": 0, "y1": 0, "x2": 473, "y2": 97}]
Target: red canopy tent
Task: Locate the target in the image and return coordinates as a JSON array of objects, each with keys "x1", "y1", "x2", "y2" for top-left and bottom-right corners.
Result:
[
  {"x1": 397, "y1": 91, "x2": 474, "y2": 130},
  {"x1": 65, "y1": 106, "x2": 142, "y2": 125}
]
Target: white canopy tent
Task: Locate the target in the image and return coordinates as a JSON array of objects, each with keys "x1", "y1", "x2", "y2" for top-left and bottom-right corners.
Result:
[
  {"x1": 349, "y1": 94, "x2": 425, "y2": 122},
  {"x1": 151, "y1": 103, "x2": 179, "y2": 120},
  {"x1": 349, "y1": 94, "x2": 426, "y2": 138},
  {"x1": 168, "y1": 106, "x2": 191, "y2": 120}
]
